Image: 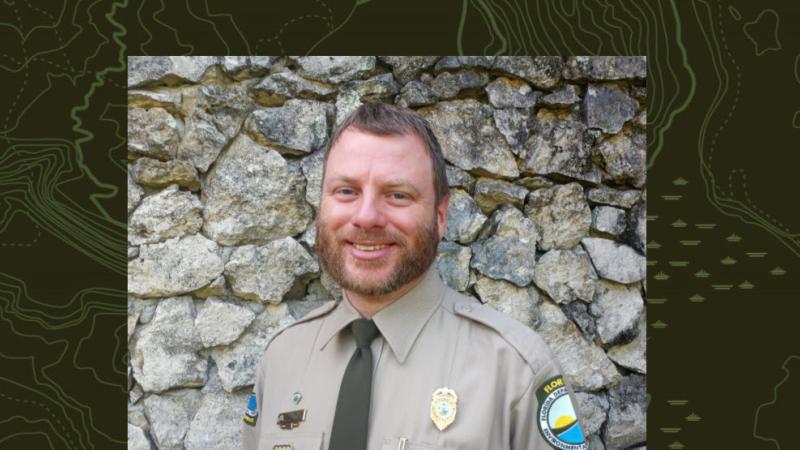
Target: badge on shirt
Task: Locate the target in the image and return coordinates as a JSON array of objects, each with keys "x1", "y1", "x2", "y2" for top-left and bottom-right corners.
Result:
[
  {"x1": 430, "y1": 387, "x2": 458, "y2": 431},
  {"x1": 536, "y1": 376, "x2": 587, "y2": 450},
  {"x1": 243, "y1": 391, "x2": 258, "y2": 427}
]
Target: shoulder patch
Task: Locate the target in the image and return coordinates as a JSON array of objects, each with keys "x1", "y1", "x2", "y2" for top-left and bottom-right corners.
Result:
[
  {"x1": 536, "y1": 375, "x2": 587, "y2": 449},
  {"x1": 451, "y1": 296, "x2": 553, "y2": 375}
]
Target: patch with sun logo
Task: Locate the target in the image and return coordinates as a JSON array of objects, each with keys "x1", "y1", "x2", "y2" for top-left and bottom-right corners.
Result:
[{"x1": 536, "y1": 376, "x2": 587, "y2": 450}]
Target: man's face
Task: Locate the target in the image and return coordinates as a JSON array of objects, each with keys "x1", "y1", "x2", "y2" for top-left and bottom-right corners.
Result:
[{"x1": 316, "y1": 128, "x2": 448, "y2": 297}]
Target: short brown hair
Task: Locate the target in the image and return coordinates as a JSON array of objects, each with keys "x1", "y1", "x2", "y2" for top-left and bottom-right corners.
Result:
[{"x1": 322, "y1": 103, "x2": 450, "y2": 206}]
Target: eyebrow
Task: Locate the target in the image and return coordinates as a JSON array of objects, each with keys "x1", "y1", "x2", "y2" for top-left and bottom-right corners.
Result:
[{"x1": 326, "y1": 175, "x2": 422, "y2": 196}]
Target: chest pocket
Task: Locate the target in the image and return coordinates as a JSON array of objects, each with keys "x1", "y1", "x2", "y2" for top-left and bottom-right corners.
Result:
[
  {"x1": 380, "y1": 437, "x2": 444, "y2": 450},
  {"x1": 258, "y1": 431, "x2": 324, "y2": 450}
]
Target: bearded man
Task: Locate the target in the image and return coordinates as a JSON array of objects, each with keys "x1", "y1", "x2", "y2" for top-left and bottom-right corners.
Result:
[{"x1": 243, "y1": 103, "x2": 587, "y2": 450}]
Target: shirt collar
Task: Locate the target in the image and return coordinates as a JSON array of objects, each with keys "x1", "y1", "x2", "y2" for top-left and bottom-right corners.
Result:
[{"x1": 317, "y1": 268, "x2": 446, "y2": 364}]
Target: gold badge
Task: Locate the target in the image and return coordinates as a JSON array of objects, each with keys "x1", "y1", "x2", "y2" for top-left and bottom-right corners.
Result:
[{"x1": 430, "y1": 387, "x2": 458, "y2": 431}]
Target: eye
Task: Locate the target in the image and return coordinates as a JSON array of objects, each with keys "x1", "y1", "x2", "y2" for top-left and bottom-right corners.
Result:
[
  {"x1": 388, "y1": 192, "x2": 412, "y2": 203},
  {"x1": 333, "y1": 187, "x2": 357, "y2": 198}
]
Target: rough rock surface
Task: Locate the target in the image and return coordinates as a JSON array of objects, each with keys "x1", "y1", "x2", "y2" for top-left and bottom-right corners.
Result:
[
  {"x1": 245, "y1": 100, "x2": 330, "y2": 155},
  {"x1": 435, "y1": 241, "x2": 472, "y2": 291},
  {"x1": 143, "y1": 389, "x2": 202, "y2": 450},
  {"x1": 592, "y1": 206, "x2": 627, "y2": 237},
  {"x1": 474, "y1": 277, "x2": 538, "y2": 327},
  {"x1": 131, "y1": 158, "x2": 200, "y2": 191},
  {"x1": 573, "y1": 391, "x2": 609, "y2": 436},
  {"x1": 540, "y1": 84, "x2": 581, "y2": 107},
  {"x1": 584, "y1": 84, "x2": 638, "y2": 134},
  {"x1": 445, "y1": 189, "x2": 487, "y2": 244},
  {"x1": 291, "y1": 56, "x2": 376, "y2": 84},
  {"x1": 132, "y1": 297, "x2": 206, "y2": 392},
  {"x1": 605, "y1": 374, "x2": 647, "y2": 449},
  {"x1": 593, "y1": 130, "x2": 646, "y2": 188},
  {"x1": 128, "y1": 185, "x2": 203, "y2": 245},
  {"x1": 380, "y1": 56, "x2": 439, "y2": 84},
  {"x1": 533, "y1": 248, "x2": 597, "y2": 303},
  {"x1": 525, "y1": 183, "x2": 591, "y2": 250},
  {"x1": 128, "y1": 108, "x2": 180, "y2": 160},
  {"x1": 485, "y1": 77, "x2": 539, "y2": 108},
  {"x1": 608, "y1": 316, "x2": 646, "y2": 374},
  {"x1": 397, "y1": 80, "x2": 437, "y2": 107},
  {"x1": 300, "y1": 149, "x2": 325, "y2": 208},
  {"x1": 493, "y1": 56, "x2": 563, "y2": 89},
  {"x1": 251, "y1": 71, "x2": 335, "y2": 104},
  {"x1": 493, "y1": 108, "x2": 532, "y2": 151},
  {"x1": 194, "y1": 297, "x2": 256, "y2": 347},
  {"x1": 587, "y1": 186, "x2": 642, "y2": 209},
  {"x1": 203, "y1": 134, "x2": 312, "y2": 245},
  {"x1": 224, "y1": 238, "x2": 318, "y2": 304},
  {"x1": 420, "y1": 100, "x2": 519, "y2": 178},
  {"x1": 128, "y1": 423, "x2": 152, "y2": 450},
  {"x1": 474, "y1": 178, "x2": 528, "y2": 214},
  {"x1": 128, "y1": 171, "x2": 144, "y2": 215},
  {"x1": 564, "y1": 56, "x2": 646, "y2": 81},
  {"x1": 582, "y1": 237, "x2": 646, "y2": 284},
  {"x1": 591, "y1": 280, "x2": 644, "y2": 345},
  {"x1": 535, "y1": 301, "x2": 621, "y2": 391},
  {"x1": 184, "y1": 389, "x2": 250, "y2": 450},
  {"x1": 471, "y1": 207, "x2": 538, "y2": 287},
  {"x1": 128, "y1": 235, "x2": 224, "y2": 298},
  {"x1": 431, "y1": 71, "x2": 489, "y2": 99},
  {"x1": 523, "y1": 116, "x2": 600, "y2": 183}
]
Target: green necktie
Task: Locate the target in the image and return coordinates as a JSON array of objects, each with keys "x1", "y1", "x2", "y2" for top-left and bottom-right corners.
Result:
[{"x1": 329, "y1": 319, "x2": 381, "y2": 450}]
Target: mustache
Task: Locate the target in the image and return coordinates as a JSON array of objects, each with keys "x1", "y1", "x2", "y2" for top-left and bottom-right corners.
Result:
[{"x1": 337, "y1": 229, "x2": 405, "y2": 245}]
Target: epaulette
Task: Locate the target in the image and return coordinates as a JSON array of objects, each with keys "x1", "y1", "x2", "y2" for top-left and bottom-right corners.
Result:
[
  {"x1": 264, "y1": 300, "x2": 338, "y2": 352},
  {"x1": 451, "y1": 295, "x2": 553, "y2": 376}
]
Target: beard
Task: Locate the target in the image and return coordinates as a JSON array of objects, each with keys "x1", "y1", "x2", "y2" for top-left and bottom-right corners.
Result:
[{"x1": 315, "y1": 213, "x2": 440, "y2": 297}]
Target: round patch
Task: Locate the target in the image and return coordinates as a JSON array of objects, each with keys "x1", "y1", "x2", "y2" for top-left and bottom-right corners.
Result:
[{"x1": 536, "y1": 376, "x2": 587, "y2": 450}]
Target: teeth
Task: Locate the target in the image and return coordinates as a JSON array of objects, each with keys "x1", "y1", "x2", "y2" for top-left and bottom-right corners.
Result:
[{"x1": 353, "y1": 243, "x2": 387, "y2": 251}]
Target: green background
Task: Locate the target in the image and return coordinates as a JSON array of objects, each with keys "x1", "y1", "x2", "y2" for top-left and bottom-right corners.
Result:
[{"x1": 1, "y1": 0, "x2": 798, "y2": 448}]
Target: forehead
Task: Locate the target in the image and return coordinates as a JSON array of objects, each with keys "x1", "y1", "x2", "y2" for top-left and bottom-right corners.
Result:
[{"x1": 325, "y1": 128, "x2": 433, "y2": 183}]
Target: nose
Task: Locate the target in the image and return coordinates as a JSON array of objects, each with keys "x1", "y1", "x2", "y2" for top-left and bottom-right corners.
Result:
[{"x1": 351, "y1": 192, "x2": 387, "y2": 229}]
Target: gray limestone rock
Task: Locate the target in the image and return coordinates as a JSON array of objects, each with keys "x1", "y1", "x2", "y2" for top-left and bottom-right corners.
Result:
[
  {"x1": 210, "y1": 304, "x2": 293, "y2": 392},
  {"x1": 591, "y1": 206, "x2": 627, "y2": 237},
  {"x1": 335, "y1": 73, "x2": 400, "y2": 126},
  {"x1": 184, "y1": 390, "x2": 251, "y2": 450},
  {"x1": 224, "y1": 238, "x2": 319, "y2": 304},
  {"x1": 193, "y1": 276, "x2": 227, "y2": 299},
  {"x1": 583, "y1": 84, "x2": 638, "y2": 134},
  {"x1": 605, "y1": 374, "x2": 647, "y2": 449},
  {"x1": 420, "y1": 100, "x2": 519, "y2": 178},
  {"x1": 218, "y1": 56, "x2": 273, "y2": 76},
  {"x1": 561, "y1": 301, "x2": 596, "y2": 337},
  {"x1": 177, "y1": 83, "x2": 253, "y2": 172},
  {"x1": 493, "y1": 56, "x2": 563, "y2": 89},
  {"x1": 523, "y1": 116, "x2": 601, "y2": 184},
  {"x1": 533, "y1": 248, "x2": 597, "y2": 303},
  {"x1": 128, "y1": 108, "x2": 180, "y2": 160},
  {"x1": 581, "y1": 237, "x2": 645, "y2": 284},
  {"x1": 195, "y1": 297, "x2": 256, "y2": 348},
  {"x1": 573, "y1": 391, "x2": 609, "y2": 436},
  {"x1": 593, "y1": 130, "x2": 646, "y2": 188},
  {"x1": 445, "y1": 189, "x2": 487, "y2": 244},
  {"x1": 132, "y1": 297, "x2": 207, "y2": 392},
  {"x1": 131, "y1": 158, "x2": 200, "y2": 191},
  {"x1": 203, "y1": 134, "x2": 312, "y2": 245},
  {"x1": 128, "y1": 56, "x2": 219, "y2": 88},
  {"x1": 535, "y1": 301, "x2": 621, "y2": 391},
  {"x1": 474, "y1": 277, "x2": 538, "y2": 327},
  {"x1": 380, "y1": 56, "x2": 440, "y2": 84},
  {"x1": 470, "y1": 229, "x2": 537, "y2": 287},
  {"x1": 397, "y1": 81, "x2": 437, "y2": 108},
  {"x1": 128, "y1": 89, "x2": 182, "y2": 114},
  {"x1": 128, "y1": 235, "x2": 224, "y2": 298},
  {"x1": 514, "y1": 176, "x2": 554, "y2": 191},
  {"x1": 591, "y1": 280, "x2": 644, "y2": 345},
  {"x1": 607, "y1": 316, "x2": 646, "y2": 374},
  {"x1": 525, "y1": 183, "x2": 591, "y2": 250},
  {"x1": 563, "y1": 56, "x2": 646, "y2": 81},
  {"x1": 485, "y1": 77, "x2": 539, "y2": 108},
  {"x1": 586, "y1": 186, "x2": 641, "y2": 209},
  {"x1": 300, "y1": 148, "x2": 325, "y2": 208},
  {"x1": 128, "y1": 170, "x2": 144, "y2": 215},
  {"x1": 291, "y1": 56, "x2": 376, "y2": 84},
  {"x1": 128, "y1": 185, "x2": 203, "y2": 245},
  {"x1": 479, "y1": 205, "x2": 538, "y2": 243},
  {"x1": 493, "y1": 108, "x2": 532, "y2": 152},
  {"x1": 435, "y1": 241, "x2": 472, "y2": 291},
  {"x1": 250, "y1": 71, "x2": 335, "y2": 104},
  {"x1": 245, "y1": 99, "x2": 330, "y2": 155},
  {"x1": 540, "y1": 84, "x2": 581, "y2": 107},
  {"x1": 128, "y1": 423, "x2": 153, "y2": 450},
  {"x1": 624, "y1": 199, "x2": 646, "y2": 254},
  {"x1": 445, "y1": 165, "x2": 475, "y2": 191},
  {"x1": 474, "y1": 178, "x2": 528, "y2": 214},
  {"x1": 431, "y1": 71, "x2": 489, "y2": 99},
  {"x1": 434, "y1": 56, "x2": 495, "y2": 71},
  {"x1": 143, "y1": 389, "x2": 202, "y2": 450}
]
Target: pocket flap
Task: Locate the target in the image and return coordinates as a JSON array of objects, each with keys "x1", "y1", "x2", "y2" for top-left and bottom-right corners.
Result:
[{"x1": 259, "y1": 431, "x2": 324, "y2": 450}]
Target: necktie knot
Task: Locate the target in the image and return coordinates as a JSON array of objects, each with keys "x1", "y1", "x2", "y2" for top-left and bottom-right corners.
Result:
[{"x1": 351, "y1": 319, "x2": 379, "y2": 349}]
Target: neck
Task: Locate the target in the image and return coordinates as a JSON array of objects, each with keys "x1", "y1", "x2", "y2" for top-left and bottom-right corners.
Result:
[{"x1": 344, "y1": 272, "x2": 427, "y2": 319}]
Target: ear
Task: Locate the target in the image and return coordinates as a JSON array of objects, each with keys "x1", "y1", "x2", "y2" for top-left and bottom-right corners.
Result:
[{"x1": 436, "y1": 194, "x2": 450, "y2": 240}]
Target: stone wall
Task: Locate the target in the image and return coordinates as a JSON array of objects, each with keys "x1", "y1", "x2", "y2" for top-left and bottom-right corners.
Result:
[{"x1": 127, "y1": 56, "x2": 647, "y2": 450}]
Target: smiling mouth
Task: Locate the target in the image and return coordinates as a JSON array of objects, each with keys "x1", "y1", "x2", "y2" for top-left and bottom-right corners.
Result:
[{"x1": 348, "y1": 241, "x2": 394, "y2": 251}]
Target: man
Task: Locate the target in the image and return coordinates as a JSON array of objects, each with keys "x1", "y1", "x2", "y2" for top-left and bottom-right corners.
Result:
[{"x1": 243, "y1": 104, "x2": 587, "y2": 450}]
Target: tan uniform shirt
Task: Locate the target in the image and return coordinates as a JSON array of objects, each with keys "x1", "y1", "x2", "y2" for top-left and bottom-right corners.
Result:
[{"x1": 243, "y1": 269, "x2": 587, "y2": 450}]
